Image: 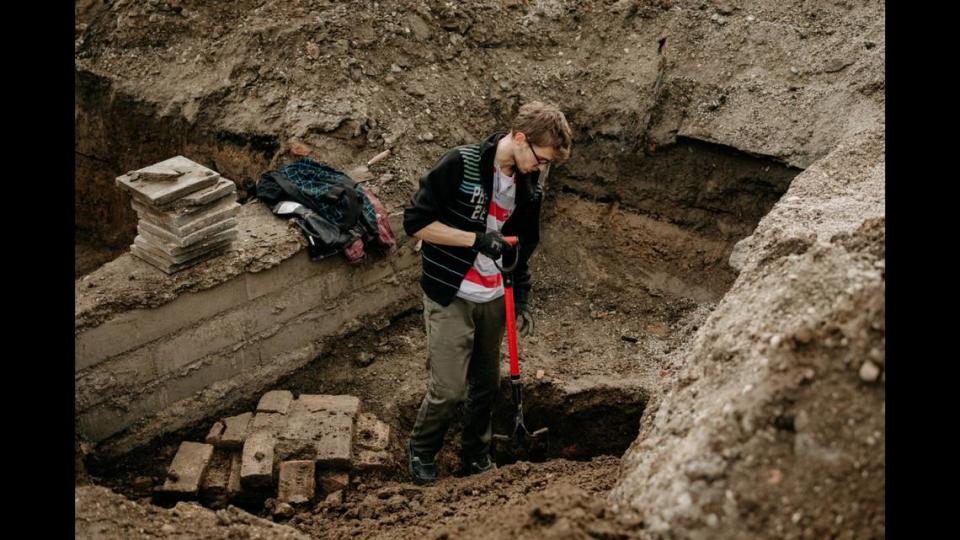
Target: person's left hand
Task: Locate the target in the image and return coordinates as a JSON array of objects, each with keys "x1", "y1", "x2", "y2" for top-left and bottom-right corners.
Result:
[{"x1": 516, "y1": 304, "x2": 534, "y2": 337}]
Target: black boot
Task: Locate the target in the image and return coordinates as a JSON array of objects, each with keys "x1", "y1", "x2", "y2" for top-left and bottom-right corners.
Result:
[{"x1": 408, "y1": 440, "x2": 437, "y2": 485}]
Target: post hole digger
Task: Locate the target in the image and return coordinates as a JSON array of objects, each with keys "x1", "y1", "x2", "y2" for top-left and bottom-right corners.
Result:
[{"x1": 492, "y1": 236, "x2": 550, "y2": 461}]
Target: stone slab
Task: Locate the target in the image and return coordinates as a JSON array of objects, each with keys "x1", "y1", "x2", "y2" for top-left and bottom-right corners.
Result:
[
  {"x1": 138, "y1": 217, "x2": 238, "y2": 248},
  {"x1": 134, "y1": 197, "x2": 241, "y2": 236},
  {"x1": 130, "y1": 243, "x2": 230, "y2": 274},
  {"x1": 116, "y1": 156, "x2": 221, "y2": 206},
  {"x1": 133, "y1": 232, "x2": 234, "y2": 263},
  {"x1": 161, "y1": 177, "x2": 236, "y2": 210}
]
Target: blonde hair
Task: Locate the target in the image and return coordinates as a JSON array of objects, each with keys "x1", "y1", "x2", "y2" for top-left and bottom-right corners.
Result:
[{"x1": 511, "y1": 101, "x2": 572, "y2": 163}]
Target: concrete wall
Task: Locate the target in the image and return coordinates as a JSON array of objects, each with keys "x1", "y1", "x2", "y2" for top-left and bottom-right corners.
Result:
[{"x1": 76, "y1": 214, "x2": 421, "y2": 457}]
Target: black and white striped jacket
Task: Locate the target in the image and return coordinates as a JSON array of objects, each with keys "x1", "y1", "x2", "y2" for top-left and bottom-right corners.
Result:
[{"x1": 403, "y1": 131, "x2": 543, "y2": 307}]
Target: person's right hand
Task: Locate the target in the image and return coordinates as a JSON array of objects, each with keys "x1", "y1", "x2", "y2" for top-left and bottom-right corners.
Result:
[{"x1": 473, "y1": 231, "x2": 509, "y2": 259}]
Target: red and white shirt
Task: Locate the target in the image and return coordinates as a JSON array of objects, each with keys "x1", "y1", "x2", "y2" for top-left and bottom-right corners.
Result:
[{"x1": 457, "y1": 162, "x2": 517, "y2": 303}]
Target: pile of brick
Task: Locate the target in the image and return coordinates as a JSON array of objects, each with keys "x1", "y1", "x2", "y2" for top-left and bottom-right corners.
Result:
[
  {"x1": 115, "y1": 156, "x2": 239, "y2": 274},
  {"x1": 155, "y1": 391, "x2": 392, "y2": 510}
]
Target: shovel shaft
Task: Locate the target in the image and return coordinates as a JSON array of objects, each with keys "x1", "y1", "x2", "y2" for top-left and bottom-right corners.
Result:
[
  {"x1": 502, "y1": 237, "x2": 521, "y2": 379},
  {"x1": 504, "y1": 283, "x2": 521, "y2": 379}
]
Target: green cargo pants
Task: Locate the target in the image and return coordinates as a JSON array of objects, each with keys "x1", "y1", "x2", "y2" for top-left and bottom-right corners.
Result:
[{"x1": 409, "y1": 293, "x2": 505, "y2": 460}]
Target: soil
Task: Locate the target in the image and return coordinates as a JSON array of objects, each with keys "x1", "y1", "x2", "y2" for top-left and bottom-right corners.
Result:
[
  {"x1": 84, "y1": 189, "x2": 729, "y2": 537},
  {"x1": 75, "y1": 0, "x2": 884, "y2": 538}
]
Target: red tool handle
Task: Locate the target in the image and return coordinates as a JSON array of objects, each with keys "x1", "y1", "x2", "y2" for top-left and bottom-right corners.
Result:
[{"x1": 503, "y1": 236, "x2": 521, "y2": 379}]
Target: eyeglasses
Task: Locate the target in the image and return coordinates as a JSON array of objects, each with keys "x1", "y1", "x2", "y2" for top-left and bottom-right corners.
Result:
[{"x1": 527, "y1": 141, "x2": 552, "y2": 166}]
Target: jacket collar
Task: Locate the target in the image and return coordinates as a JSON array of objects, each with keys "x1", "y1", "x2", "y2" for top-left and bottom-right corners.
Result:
[{"x1": 479, "y1": 131, "x2": 539, "y2": 204}]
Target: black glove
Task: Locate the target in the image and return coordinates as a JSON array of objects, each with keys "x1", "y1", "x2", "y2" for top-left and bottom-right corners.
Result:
[
  {"x1": 473, "y1": 231, "x2": 509, "y2": 259},
  {"x1": 516, "y1": 303, "x2": 534, "y2": 337}
]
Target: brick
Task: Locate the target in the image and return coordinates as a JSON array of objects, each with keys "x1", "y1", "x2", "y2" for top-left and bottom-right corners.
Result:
[
  {"x1": 205, "y1": 421, "x2": 225, "y2": 445},
  {"x1": 115, "y1": 156, "x2": 220, "y2": 206},
  {"x1": 355, "y1": 413, "x2": 390, "y2": 451},
  {"x1": 227, "y1": 452, "x2": 242, "y2": 496},
  {"x1": 219, "y1": 412, "x2": 252, "y2": 449},
  {"x1": 277, "y1": 461, "x2": 315, "y2": 504},
  {"x1": 250, "y1": 412, "x2": 287, "y2": 435},
  {"x1": 257, "y1": 390, "x2": 294, "y2": 415},
  {"x1": 200, "y1": 449, "x2": 233, "y2": 497},
  {"x1": 353, "y1": 450, "x2": 392, "y2": 471},
  {"x1": 158, "y1": 441, "x2": 214, "y2": 495},
  {"x1": 298, "y1": 394, "x2": 361, "y2": 417},
  {"x1": 280, "y1": 395, "x2": 360, "y2": 468},
  {"x1": 318, "y1": 472, "x2": 349, "y2": 495},
  {"x1": 241, "y1": 431, "x2": 276, "y2": 488}
]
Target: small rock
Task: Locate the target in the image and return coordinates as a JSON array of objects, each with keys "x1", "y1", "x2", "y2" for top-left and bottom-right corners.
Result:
[
  {"x1": 791, "y1": 511, "x2": 803, "y2": 524},
  {"x1": 790, "y1": 66, "x2": 799, "y2": 75},
  {"x1": 161, "y1": 524, "x2": 176, "y2": 533},
  {"x1": 535, "y1": 369, "x2": 545, "y2": 379},
  {"x1": 306, "y1": 42, "x2": 320, "y2": 59},
  {"x1": 770, "y1": 335, "x2": 782, "y2": 347},
  {"x1": 391, "y1": 64, "x2": 403, "y2": 73},
  {"x1": 384, "y1": 75, "x2": 396, "y2": 85},
  {"x1": 354, "y1": 352, "x2": 375, "y2": 368},
  {"x1": 793, "y1": 327, "x2": 813, "y2": 344},
  {"x1": 326, "y1": 490, "x2": 344, "y2": 505},
  {"x1": 768, "y1": 468, "x2": 782, "y2": 485},
  {"x1": 422, "y1": 132, "x2": 435, "y2": 142},
  {"x1": 706, "y1": 514, "x2": 719, "y2": 527},
  {"x1": 859, "y1": 361, "x2": 880, "y2": 382},
  {"x1": 216, "y1": 511, "x2": 231, "y2": 526},
  {"x1": 746, "y1": 15, "x2": 756, "y2": 22},
  {"x1": 274, "y1": 502, "x2": 295, "y2": 518},
  {"x1": 499, "y1": 81, "x2": 512, "y2": 92},
  {"x1": 823, "y1": 59, "x2": 848, "y2": 73}
]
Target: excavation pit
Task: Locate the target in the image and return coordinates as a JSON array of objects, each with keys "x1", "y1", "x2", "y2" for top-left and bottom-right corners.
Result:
[{"x1": 77, "y1": 72, "x2": 803, "y2": 526}]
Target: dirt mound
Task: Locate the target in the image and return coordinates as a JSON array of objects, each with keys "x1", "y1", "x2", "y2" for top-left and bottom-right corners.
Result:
[{"x1": 75, "y1": 485, "x2": 310, "y2": 539}]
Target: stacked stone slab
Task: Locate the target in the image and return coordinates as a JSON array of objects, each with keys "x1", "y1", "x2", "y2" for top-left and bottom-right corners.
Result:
[
  {"x1": 159, "y1": 391, "x2": 392, "y2": 507},
  {"x1": 115, "y1": 156, "x2": 240, "y2": 274}
]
